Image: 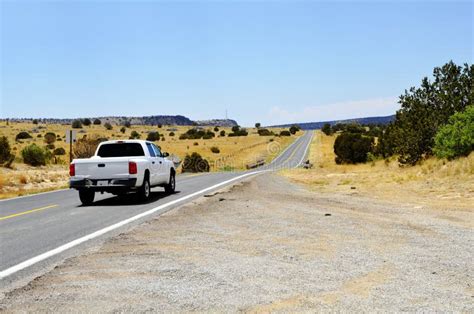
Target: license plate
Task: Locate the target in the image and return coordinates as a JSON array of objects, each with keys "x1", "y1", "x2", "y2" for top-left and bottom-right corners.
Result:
[{"x1": 97, "y1": 180, "x2": 108, "y2": 186}]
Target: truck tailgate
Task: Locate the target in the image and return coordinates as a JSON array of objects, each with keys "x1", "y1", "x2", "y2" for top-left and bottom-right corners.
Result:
[{"x1": 74, "y1": 158, "x2": 130, "y2": 179}]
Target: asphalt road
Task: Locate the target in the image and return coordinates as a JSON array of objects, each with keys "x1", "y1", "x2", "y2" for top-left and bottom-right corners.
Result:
[{"x1": 0, "y1": 131, "x2": 313, "y2": 286}]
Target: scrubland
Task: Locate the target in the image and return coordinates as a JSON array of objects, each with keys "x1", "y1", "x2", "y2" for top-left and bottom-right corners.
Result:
[
  {"x1": 282, "y1": 131, "x2": 473, "y2": 210},
  {"x1": 0, "y1": 121, "x2": 297, "y2": 199}
]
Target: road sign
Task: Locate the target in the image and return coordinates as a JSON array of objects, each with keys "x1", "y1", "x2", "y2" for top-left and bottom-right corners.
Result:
[{"x1": 66, "y1": 130, "x2": 77, "y2": 144}]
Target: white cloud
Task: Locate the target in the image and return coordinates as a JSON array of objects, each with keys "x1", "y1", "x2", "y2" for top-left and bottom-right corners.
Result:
[{"x1": 267, "y1": 96, "x2": 400, "y2": 125}]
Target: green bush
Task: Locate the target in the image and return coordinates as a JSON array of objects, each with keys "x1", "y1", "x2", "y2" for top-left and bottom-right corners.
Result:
[
  {"x1": 72, "y1": 119, "x2": 83, "y2": 129},
  {"x1": 229, "y1": 126, "x2": 248, "y2": 137},
  {"x1": 258, "y1": 128, "x2": 273, "y2": 136},
  {"x1": 179, "y1": 128, "x2": 215, "y2": 140},
  {"x1": 220, "y1": 130, "x2": 226, "y2": 137},
  {"x1": 16, "y1": 132, "x2": 32, "y2": 141},
  {"x1": 21, "y1": 144, "x2": 51, "y2": 166},
  {"x1": 104, "y1": 122, "x2": 113, "y2": 130},
  {"x1": 210, "y1": 146, "x2": 220, "y2": 154},
  {"x1": 434, "y1": 106, "x2": 474, "y2": 160},
  {"x1": 334, "y1": 132, "x2": 374, "y2": 164},
  {"x1": 169, "y1": 132, "x2": 175, "y2": 136},
  {"x1": 82, "y1": 118, "x2": 92, "y2": 126},
  {"x1": 53, "y1": 147, "x2": 66, "y2": 155},
  {"x1": 214, "y1": 127, "x2": 219, "y2": 132},
  {"x1": 280, "y1": 130, "x2": 291, "y2": 136},
  {"x1": 0, "y1": 136, "x2": 14, "y2": 164},
  {"x1": 46, "y1": 144, "x2": 55, "y2": 150},
  {"x1": 129, "y1": 130, "x2": 140, "y2": 139},
  {"x1": 146, "y1": 131, "x2": 160, "y2": 141},
  {"x1": 289, "y1": 125, "x2": 300, "y2": 134},
  {"x1": 322, "y1": 123, "x2": 332, "y2": 135},
  {"x1": 93, "y1": 119, "x2": 101, "y2": 125},
  {"x1": 120, "y1": 127, "x2": 126, "y2": 134},
  {"x1": 182, "y1": 152, "x2": 210, "y2": 173}
]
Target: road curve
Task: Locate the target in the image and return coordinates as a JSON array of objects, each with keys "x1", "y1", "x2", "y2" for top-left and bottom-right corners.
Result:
[{"x1": 0, "y1": 131, "x2": 313, "y2": 285}]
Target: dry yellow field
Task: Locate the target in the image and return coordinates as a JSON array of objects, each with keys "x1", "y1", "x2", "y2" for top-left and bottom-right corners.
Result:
[
  {"x1": 282, "y1": 131, "x2": 474, "y2": 210},
  {"x1": 0, "y1": 121, "x2": 298, "y2": 199}
]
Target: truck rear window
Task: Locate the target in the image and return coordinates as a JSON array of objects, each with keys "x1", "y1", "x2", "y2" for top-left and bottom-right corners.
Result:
[{"x1": 97, "y1": 143, "x2": 145, "y2": 157}]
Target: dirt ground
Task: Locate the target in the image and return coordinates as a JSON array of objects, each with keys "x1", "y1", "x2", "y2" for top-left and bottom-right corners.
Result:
[{"x1": 1, "y1": 174, "x2": 472, "y2": 312}]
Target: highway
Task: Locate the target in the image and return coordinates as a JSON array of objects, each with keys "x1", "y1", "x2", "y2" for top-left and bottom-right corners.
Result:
[{"x1": 0, "y1": 131, "x2": 313, "y2": 285}]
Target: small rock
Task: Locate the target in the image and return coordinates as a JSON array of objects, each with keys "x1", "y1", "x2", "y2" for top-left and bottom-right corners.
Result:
[{"x1": 325, "y1": 213, "x2": 331, "y2": 216}]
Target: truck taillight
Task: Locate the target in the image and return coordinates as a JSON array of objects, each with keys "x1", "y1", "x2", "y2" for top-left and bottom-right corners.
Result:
[
  {"x1": 69, "y1": 164, "x2": 75, "y2": 176},
  {"x1": 129, "y1": 161, "x2": 137, "y2": 174}
]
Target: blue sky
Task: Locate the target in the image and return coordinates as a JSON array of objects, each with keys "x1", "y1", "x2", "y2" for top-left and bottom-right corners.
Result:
[{"x1": 1, "y1": 1, "x2": 472, "y2": 126}]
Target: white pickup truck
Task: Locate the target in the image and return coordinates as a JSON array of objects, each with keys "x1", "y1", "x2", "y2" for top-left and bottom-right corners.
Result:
[{"x1": 69, "y1": 140, "x2": 176, "y2": 205}]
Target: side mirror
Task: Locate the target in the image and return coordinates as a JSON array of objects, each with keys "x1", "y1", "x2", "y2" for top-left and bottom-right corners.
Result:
[{"x1": 162, "y1": 152, "x2": 169, "y2": 157}]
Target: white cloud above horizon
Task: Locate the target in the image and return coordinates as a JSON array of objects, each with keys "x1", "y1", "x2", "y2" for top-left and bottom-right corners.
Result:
[{"x1": 267, "y1": 96, "x2": 400, "y2": 125}]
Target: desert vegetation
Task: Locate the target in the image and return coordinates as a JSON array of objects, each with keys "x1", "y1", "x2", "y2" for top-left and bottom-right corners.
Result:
[{"x1": 0, "y1": 121, "x2": 297, "y2": 198}]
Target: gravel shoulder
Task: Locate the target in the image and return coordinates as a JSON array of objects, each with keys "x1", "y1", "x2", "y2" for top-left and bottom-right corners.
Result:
[{"x1": 1, "y1": 173, "x2": 472, "y2": 312}]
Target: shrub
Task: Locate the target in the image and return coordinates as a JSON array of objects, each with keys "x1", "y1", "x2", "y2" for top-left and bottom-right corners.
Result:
[
  {"x1": 46, "y1": 144, "x2": 55, "y2": 150},
  {"x1": 73, "y1": 136, "x2": 106, "y2": 158},
  {"x1": 72, "y1": 119, "x2": 83, "y2": 129},
  {"x1": 255, "y1": 123, "x2": 261, "y2": 128},
  {"x1": 210, "y1": 146, "x2": 220, "y2": 154},
  {"x1": 220, "y1": 130, "x2": 226, "y2": 137},
  {"x1": 123, "y1": 120, "x2": 131, "y2": 128},
  {"x1": 33, "y1": 119, "x2": 39, "y2": 124},
  {"x1": 214, "y1": 126, "x2": 219, "y2": 132},
  {"x1": 0, "y1": 136, "x2": 15, "y2": 166},
  {"x1": 53, "y1": 147, "x2": 66, "y2": 155},
  {"x1": 93, "y1": 118, "x2": 101, "y2": 125},
  {"x1": 229, "y1": 126, "x2": 248, "y2": 137},
  {"x1": 37, "y1": 134, "x2": 42, "y2": 138},
  {"x1": 322, "y1": 123, "x2": 332, "y2": 135},
  {"x1": 146, "y1": 131, "x2": 160, "y2": 141},
  {"x1": 82, "y1": 118, "x2": 92, "y2": 126},
  {"x1": 258, "y1": 128, "x2": 273, "y2": 136},
  {"x1": 21, "y1": 144, "x2": 51, "y2": 166},
  {"x1": 16, "y1": 132, "x2": 32, "y2": 141},
  {"x1": 193, "y1": 142, "x2": 199, "y2": 146},
  {"x1": 334, "y1": 132, "x2": 374, "y2": 164},
  {"x1": 434, "y1": 106, "x2": 474, "y2": 160},
  {"x1": 120, "y1": 126, "x2": 126, "y2": 134},
  {"x1": 289, "y1": 125, "x2": 300, "y2": 134},
  {"x1": 182, "y1": 152, "x2": 210, "y2": 173},
  {"x1": 104, "y1": 122, "x2": 113, "y2": 130},
  {"x1": 44, "y1": 132, "x2": 56, "y2": 144},
  {"x1": 280, "y1": 130, "x2": 291, "y2": 136},
  {"x1": 169, "y1": 132, "x2": 175, "y2": 136},
  {"x1": 179, "y1": 128, "x2": 215, "y2": 140},
  {"x1": 158, "y1": 124, "x2": 163, "y2": 128},
  {"x1": 130, "y1": 131, "x2": 140, "y2": 139}
]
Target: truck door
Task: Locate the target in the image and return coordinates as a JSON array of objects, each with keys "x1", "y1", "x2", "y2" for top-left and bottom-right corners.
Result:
[
  {"x1": 145, "y1": 143, "x2": 159, "y2": 185},
  {"x1": 152, "y1": 144, "x2": 167, "y2": 183}
]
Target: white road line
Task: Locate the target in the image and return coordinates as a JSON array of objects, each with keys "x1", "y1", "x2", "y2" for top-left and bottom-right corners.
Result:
[
  {"x1": 296, "y1": 131, "x2": 314, "y2": 167},
  {"x1": 0, "y1": 171, "x2": 262, "y2": 280}
]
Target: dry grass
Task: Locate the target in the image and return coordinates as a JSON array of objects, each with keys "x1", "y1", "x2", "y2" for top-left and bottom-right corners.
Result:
[
  {"x1": 0, "y1": 121, "x2": 298, "y2": 199},
  {"x1": 281, "y1": 131, "x2": 474, "y2": 211}
]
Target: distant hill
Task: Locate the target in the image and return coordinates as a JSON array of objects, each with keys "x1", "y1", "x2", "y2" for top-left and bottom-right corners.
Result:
[
  {"x1": 4, "y1": 115, "x2": 239, "y2": 127},
  {"x1": 269, "y1": 114, "x2": 395, "y2": 130},
  {"x1": 195, "y1": 119, "x2": 238, "y2": 127}
]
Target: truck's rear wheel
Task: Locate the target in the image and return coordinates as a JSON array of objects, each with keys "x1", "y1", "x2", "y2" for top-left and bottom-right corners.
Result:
[
  {"x1": 79, "y1": 189, "x2": 95, "y2": 206},
  {"x1": 164, "y1": 172, "x2": 176, "y2": 194},
  {"x1": 138, "y1": 175, "x2": 151, "y2": 201}
]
